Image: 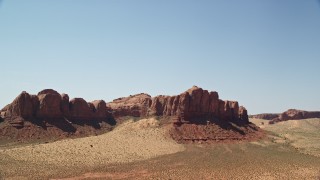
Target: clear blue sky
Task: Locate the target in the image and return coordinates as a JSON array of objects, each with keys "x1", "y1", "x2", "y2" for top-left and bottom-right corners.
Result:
[{"x1": 0, "y1": 0, "x2": 320, "y2": 114}]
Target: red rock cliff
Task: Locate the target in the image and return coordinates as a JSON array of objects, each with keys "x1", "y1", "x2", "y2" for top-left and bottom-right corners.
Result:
[
  {"x1": 0, "y1": 89, "x2": 111, "y2": 124},
  {"x1": 106, "y1": 86, "x2": 249, "y2": 124}
]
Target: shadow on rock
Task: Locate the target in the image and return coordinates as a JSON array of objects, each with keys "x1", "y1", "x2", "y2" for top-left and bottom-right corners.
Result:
[{"x1": 29, "y1": 118, "x2": 77, "y2": 133}]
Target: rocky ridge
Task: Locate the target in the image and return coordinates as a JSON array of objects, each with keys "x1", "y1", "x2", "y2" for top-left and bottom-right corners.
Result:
[
  {"x1": 249, "y1": 113, "x2": 279, "y2": 120},
  {"x1": 108, "y1": 86, "x2": 249, "y2": 124},
  {"x1": 107, "y1": 86, "x2": 261, "y2": 143},
  {"x1": 0, "y1": 86, "x2": 262, "y2": 143},
  {"x1": 0, "y1": 89, "x2": 114, "y2": 141},
  {"x1": 0, "y1": 89, "x2": 111, "y2": 122},
  {"x1": 250, "y1": 109, "x2": 320, "y2": 124}
]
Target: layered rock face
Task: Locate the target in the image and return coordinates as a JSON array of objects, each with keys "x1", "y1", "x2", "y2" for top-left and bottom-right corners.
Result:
[
  {"x1": 107, "y1": 93, "x2": 152, "y2": 117},
  {"x1": 107, "y1": 86, "x2": 249, "y2": 124},
  {"x1": 0, "y1": 86, "x2": 257, "y2": 143},
  {"x1": 249, "y1": 113, "x2": 279, "y2": 120},
  {"x1": 1, "y1": 86, "x2": 249, "y2": 125},
  {"x1": 268, "y1": 109, "x2": 320, "y2": 124},
  {"x1": 149, "y1": 86, "x2": 248, "y2": 124},
  {"x1": 250, "y1": 109, "x2": 320, "y2": 124},
  {"x1": 0, "y1": 89, "x2": 111, "y2": 126}
]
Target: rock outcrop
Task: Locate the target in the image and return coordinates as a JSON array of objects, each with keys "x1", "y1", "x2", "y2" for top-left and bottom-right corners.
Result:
[
  {"x1": 36, "y1": 89, "x2": 63, "y2": 119},
  {"x1": 0, "y1": 89, "x2": 112, "y2": 128},
  {"x1": 68, "y1": 98, "x2": 93, "y2": 121},
  {"x1": 1, "y1": 86, "x2": 249, "y2": 126},
  {"x1": 105, "y1": 86, "x2": 258, "y2": 143},
  {"x1": 4, "y1": 91, "x2": 34, "y2": 119},
  {"x1": 92, "y1": 100, "x2": 108, "y2": 119},
  {"x1": 251, "y1": 109, "x2": 320, "y2": 124},
  {"x1": 107, "y1": 93, "x2": 152, "y2": 117},
  {"x1": 249, "y1": 113, "x2": 279, "y2": 120},
  {"x1": 60, "y1": 93, "x2": 70, "y2": 116},
  {"x1": 0, "y1": 86, "x2": 259, "y2": 143},
  {"x1": 106, "y1": 86, "x2": 249, "y2": 124},
  {"x1": 269, "y1": 109, "x2": 320, "y2": 124}
]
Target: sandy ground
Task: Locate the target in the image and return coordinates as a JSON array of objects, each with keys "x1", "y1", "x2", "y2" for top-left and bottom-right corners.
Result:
[
  {"x1": 0, "y1": 118, "x2": 185, "y2": 167},
  {"x1": 1, "y1": 118, "x2": 320, "y2": 179},
  {"x1": 56, "y1": 142, "x2": 320, "y2": 180},
  {"x1": 251, "y1": 118, "x2": 320, "y2": 157}
]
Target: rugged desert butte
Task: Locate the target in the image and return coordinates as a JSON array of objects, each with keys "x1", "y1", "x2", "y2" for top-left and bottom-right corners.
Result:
[
  {"x1": 250, "y1": 109, "x2": 320, "y2": 124},
  {"x1": 0, "y1": 86, "x2": 320, "y2": 179},
  {"x1": 0, "y1": 86, "x2": 260, "y2": 143}
]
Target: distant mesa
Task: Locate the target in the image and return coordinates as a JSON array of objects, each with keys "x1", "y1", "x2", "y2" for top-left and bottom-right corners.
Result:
[
  {"x1": 249, "y1": 113, "x2": 279, "y2": 120},
  {"x1": 250, "y1": 109, "x2": 320, "y2": 124},
  {"x1": 0, "y1": 86, "x2": 263, "y2": 143}
]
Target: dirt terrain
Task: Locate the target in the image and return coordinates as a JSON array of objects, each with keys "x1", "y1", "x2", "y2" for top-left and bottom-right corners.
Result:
[
  {"x1": 1, "y1": 118, "x2": 320, "y2": 179},
  {"x1": 251, "y1": 118, "x2": 320, "y2": 157}
]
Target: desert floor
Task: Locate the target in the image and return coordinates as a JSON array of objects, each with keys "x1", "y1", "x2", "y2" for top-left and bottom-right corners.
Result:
[{"x1": 1, "y1": 118, "x2": 320, "y2": 179}]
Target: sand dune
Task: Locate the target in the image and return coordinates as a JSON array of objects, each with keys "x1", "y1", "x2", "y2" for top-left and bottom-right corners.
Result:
[{"x1": 0, "y1": 118, "x2": 185, "y2": 167}]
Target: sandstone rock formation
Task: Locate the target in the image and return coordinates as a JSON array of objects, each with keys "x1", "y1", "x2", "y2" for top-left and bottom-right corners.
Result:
[
  {"x1": 269, "y1": 109, "x2": 320, "y2": 124},
  {"x1": 251, "y1": 109, "x2": 320, "y2": 124},
  {"x1": 107, "y1": 93, "x2": 152, "y2": 117},
  {"x1": 60, "y1": 93, "x2": 70, "y2": 116},
  {"x1": 4, "y1": 91, "x2": 34, "y2": 119},
  {"x1": 68, "y1": 98, "x2": 93, "y2": 121},
  {"x1": 92, "y1": 100, "x2": 108, "y2": 119},
  {"x1": 0, "y1": 86, "x2": 258, "y2": 143},
  {"x1": 0, "y1": 89, "x2": 112, "y2": 128},
  {"x1": 249, "y1": 113, "x2": 279, "y2": 120},
  {"x1": 36, "y1": 89, "x2": 63, "y2": 119},
  {"x1": 106, "y1": 86, "x2": 249, "y2": 124},
  {"x1": 105, "y1": 86, "x2": 257, "y2": 143},
  {"x1": 1, "y1": 86, "x2": 249, "y2": 126}
]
